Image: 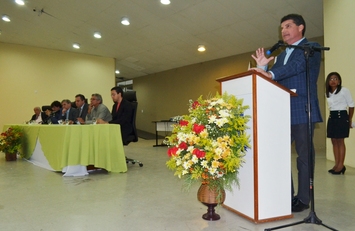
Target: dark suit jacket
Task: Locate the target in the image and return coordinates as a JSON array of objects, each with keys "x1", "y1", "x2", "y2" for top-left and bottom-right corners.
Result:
[
  {"x1": 48, "y1": 109, "x2": 63, "y2": 124},
  {"x1": 30, "y1": 112, "x2": 48, "y2": 122},
  {"x1": 270, "y1": 38, "x2": 322, "y2": 125},
  {"x1": 109, "y1": 99, "x2": 134, "y2": 142},
  {"x1": 76, "y1": 103, "x2": 89, "y2": 121},
  {"x1": 61, "y1": 108, "x2": 78, "y2": 122}
]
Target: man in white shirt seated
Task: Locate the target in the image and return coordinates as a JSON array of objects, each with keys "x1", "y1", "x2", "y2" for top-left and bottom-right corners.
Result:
[{"x1": 30, "y1": 107, "x2": 48, "y2": 124}]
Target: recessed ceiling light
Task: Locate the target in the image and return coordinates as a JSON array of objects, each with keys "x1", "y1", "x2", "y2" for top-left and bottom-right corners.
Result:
[
  {"x1": 115, "y1": 70, "x2": 120, "y2": 74},
  {"x1": 121, "y1": 17, "x2": 130, "y2": 26},
  {"x1": 73, "y1": 43, "x2": 80, "y2": 49},
  {"x1": 15, "y1": 0, "x2": 25, "y2": 5},
  {"x1": 160, "y1": 0, "x2": 171, "y2": 5},
  {"x1": 2, "y1": 15, "x2": 11, "y2": 22},
  {"x1": 94, "y1": 32, "x2": 101, "y2": 39},
  {"x1": 197, "y1": 45, "x2": 206, "y2": 52}
]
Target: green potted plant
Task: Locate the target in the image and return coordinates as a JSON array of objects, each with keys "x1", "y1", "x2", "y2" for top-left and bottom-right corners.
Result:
[
  {"x1": 0, "y1": 126, "x2": 23, "y2": 161},
  {"x1": 165, "y1": 92, "x2": 250, "y2": 220}
]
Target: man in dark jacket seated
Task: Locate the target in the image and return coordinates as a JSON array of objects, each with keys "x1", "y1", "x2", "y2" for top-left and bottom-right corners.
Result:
[
  {"x1": 96, "y1": 86, "x2": 134, "y2": 142},
  {"x1": 45, "y1": 101, "x2": 63, "y2": 124},
  {"x1": 61, "y1": 99, "x2": 78, "y2": 125}
]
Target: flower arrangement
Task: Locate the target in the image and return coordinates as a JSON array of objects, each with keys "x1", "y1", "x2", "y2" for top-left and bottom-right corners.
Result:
[
  {"x1": 165, "y1": 92, "x2": 250, "y2": 198},
  {"x1": 0, "y1": 126, "x2": 23, "y2": 155}
]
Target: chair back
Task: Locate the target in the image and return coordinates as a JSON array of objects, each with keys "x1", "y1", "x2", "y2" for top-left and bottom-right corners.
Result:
[
  {"x1": 124, "y1": 90, "x2": 137, "y2": 102},
  {"x1": 123, "y1": 91, "x2": 138, "y2": 145},
  {"x1": 42, "y1": 105, "x2": 51, "y2": 111}
]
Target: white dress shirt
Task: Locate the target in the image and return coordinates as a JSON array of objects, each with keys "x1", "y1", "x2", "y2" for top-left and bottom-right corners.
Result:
[{"x1": 326, "y1": 87, "x2": 354, "y2": 111}]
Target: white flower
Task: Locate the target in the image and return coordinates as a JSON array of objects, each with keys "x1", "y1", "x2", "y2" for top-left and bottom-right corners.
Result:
[
  {"x1": 175, "y1": 158, "x2": 182, "y2": 166},
  {"x1": 216, "y1": 98, "x2": 224, "y2": 105},
  {"x1": 201, "y1": 160, "x2": 208, "y2": 168},
  {"x1": 187, "y1": 146, "x2": 194, "y2": 153},
  {"x1": 208, "y1": 115, "x2": 217, "y2": 124},
  {"x1": 218, "y1": 109, "x2": 230, "y2": 118},
  {"x1": 214, "y1": 147, "x2": 223, "y2": 156},
  {"x1": 211, "y1": 140, "x2": 219, "y2": 148},
  {"x1": 216, "y1": 171, "x2": 224, "y2": 178},
  {"x1": 191, "y1": 155, "x2": 198, "y2": 164},
  {"x1": 183, "y1": 160, "x2": 192, "y2": 169},
  {"x1": 215, "y1": 118, "x2": 228, "y2": 127},
  {"x1": 209, "y1": 167, "x2": 217, "y2": 175},
  {"x1": 209, "y1": 101, "x2": 217, "y2": 107},
  {"x1": 177, "y1": 132, "x2": 188, "y2": 142}
]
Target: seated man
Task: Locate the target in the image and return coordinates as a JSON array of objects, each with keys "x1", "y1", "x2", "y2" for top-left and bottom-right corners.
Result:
[
  {"x1": 45, "y1": 101, "x2": 63, "y2": 124},
  {"x1": 97, "y1": 87, "x2": 134, "y2": 142},
  {"x1": 75, "y1": 94, "x2": 89, "y2": 124},
  {"x1": 85, "y1": 93, "x2": 112, "y2": 123},
  {"x1": 30, "y1": 106, "x2": 48, "y2": 124},
  {"x1": 61, "y1": 99, "x2": 78, "y2": 124}
]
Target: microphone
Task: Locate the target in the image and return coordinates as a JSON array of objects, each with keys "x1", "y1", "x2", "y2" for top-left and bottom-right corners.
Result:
[{"x1": 266, "y1": 40, "x2": 284, "y2": 55}]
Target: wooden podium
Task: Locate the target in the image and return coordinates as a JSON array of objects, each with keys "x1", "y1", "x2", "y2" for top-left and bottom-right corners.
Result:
[{"x1": 217, "y1": 70, "x2": 296, "y2": 223}]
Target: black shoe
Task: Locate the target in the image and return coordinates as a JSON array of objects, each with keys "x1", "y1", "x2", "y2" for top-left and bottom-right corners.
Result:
[
  {"x1": 292, "y1": 199, "x2": 309, "y2": 212},
  {"x1": 328, "y1": 168, "x2": 335, "y2": 173},
  {"x1": 331, "y1": 166, "x2": 346, "y2": 175}
]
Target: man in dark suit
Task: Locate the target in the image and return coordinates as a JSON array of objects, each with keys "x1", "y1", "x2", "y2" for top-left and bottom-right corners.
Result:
[
  {"x1": 61, "y1": 99, "x2": 78, "y2": 124},
  {"x1": 75, "y1": 94, "x2": 89, "y2": 124},
  {"x1": 30, "y1": 107, "x2": 48, "y2": 124},
  {"x1": 251, "y1": 14, "x2": 322, "y2": 212},
  {"x1": 97, "y1": 86, "x2": 134, "y2": 142}
]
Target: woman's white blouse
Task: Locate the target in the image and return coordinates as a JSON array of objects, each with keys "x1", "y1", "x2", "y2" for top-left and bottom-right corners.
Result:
[{"x1": 326, "y1": 87, "x2": 354, "y2": 111}]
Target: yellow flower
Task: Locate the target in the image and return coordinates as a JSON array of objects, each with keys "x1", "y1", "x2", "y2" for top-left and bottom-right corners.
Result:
[
  {"x1": 165, "y1": 92, "x2": 250, "y2": 194},
  {"x1": 200, "y1": 129, "x2": 208, "y2": 139},
  {"x1": 211, "y1": 160, "x2": 219, "y2": 168}
]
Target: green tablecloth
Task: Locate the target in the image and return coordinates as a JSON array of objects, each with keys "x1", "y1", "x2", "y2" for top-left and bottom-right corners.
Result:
[{"x1": 3, "y1": 124, "x2": 127, "y2": 173}]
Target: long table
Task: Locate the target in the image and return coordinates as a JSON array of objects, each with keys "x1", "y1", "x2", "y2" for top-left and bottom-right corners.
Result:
[{"x1": 3, "y1": 124, "x2": 128, "y2": 175}]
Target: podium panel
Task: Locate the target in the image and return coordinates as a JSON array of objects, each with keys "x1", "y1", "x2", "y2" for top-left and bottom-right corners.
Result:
[{"x1": 217, "y1": 71, "x2": 293, "y2": 223}]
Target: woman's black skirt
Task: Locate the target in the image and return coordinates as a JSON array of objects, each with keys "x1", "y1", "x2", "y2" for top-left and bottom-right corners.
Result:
[{"x1": 327, "y1": 110, "x2": 350, "y2": 138}]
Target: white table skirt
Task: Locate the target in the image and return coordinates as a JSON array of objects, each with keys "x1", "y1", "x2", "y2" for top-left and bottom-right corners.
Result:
[{"x1": 27, "y1": 138, "x2": 88, "y2": 177}]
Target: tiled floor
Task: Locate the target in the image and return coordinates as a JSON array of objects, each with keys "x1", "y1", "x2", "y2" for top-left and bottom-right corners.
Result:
[{"x1": 0, "y1": 139, "x2": 354, "y2": 231}]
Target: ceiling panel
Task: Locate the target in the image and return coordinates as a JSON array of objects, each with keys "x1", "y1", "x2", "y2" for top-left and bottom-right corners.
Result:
[{"x1": 0, "y1": 0, "x2": 323, "y2": 79}]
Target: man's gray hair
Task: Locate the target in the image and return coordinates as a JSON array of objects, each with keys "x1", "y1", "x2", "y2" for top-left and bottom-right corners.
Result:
[
  {"x1": 92, "y1": 93, "x2": 103, "y2": 104},
  {"x1": 61, "y1": 99, "x2": 71, "y2": 104}
]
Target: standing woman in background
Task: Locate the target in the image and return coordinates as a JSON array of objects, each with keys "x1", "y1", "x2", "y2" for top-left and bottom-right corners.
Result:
[{"x1": 325, "y1": 72, "x2": 354, "y2": 175}]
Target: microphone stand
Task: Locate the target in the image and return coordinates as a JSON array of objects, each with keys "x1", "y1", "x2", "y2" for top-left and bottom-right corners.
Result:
[{"x1": 264, "y1": 43, "x2": 337, "y2": 231}]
